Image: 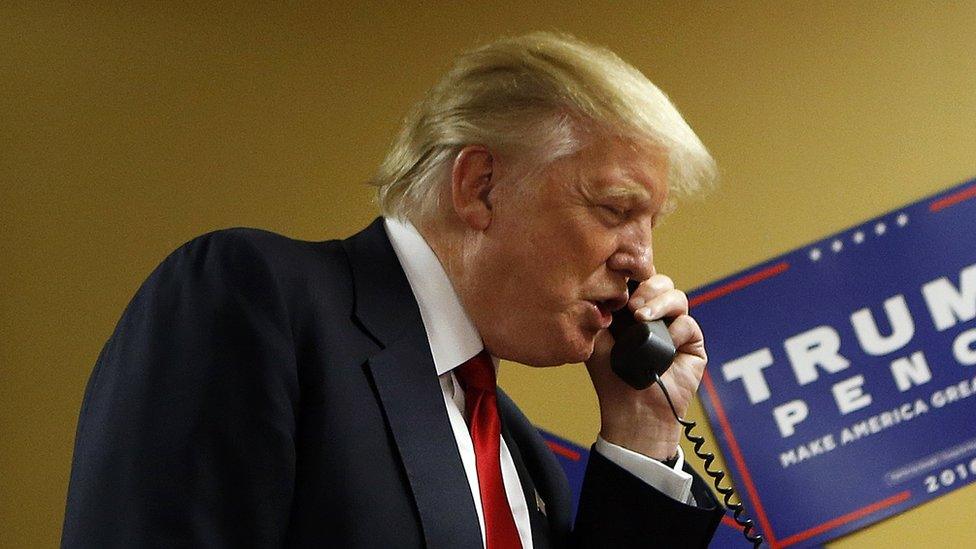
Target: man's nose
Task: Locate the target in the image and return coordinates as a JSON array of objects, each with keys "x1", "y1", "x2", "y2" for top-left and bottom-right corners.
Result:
[{"x1": 608, "y1": 241, "x2": 654, "y2": 281}]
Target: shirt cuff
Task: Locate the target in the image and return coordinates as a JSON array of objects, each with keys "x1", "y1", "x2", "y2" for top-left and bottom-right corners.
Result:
[{"x1": 593, "y1": 436, "x2": 694, "y2": 504}]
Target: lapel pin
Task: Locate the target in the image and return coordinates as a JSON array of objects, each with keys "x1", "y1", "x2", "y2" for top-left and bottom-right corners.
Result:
[{"x1": 534, "y1": 489, "x2": 546, "y2": 517}]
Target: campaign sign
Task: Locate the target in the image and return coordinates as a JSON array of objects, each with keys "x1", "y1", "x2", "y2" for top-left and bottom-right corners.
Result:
[{"x1": 691, "y1": 178, "x2": 976, "y2": 547}]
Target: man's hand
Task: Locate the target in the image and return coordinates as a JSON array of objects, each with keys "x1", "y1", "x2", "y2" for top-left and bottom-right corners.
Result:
[{"x1": 585, "y1": 274, "x2": 707, "y2": 461}]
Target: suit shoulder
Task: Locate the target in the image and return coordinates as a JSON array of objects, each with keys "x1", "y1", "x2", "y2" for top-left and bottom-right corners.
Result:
[
  {"x1": 166, "y1": 227, "x2": 348, "y2": 281},
  {"x1": 134, "y1": 227, "x2": 352, "y2": 320},
  {"x1": 179, "y1": 226, "x2": 340, "y2": 261}
]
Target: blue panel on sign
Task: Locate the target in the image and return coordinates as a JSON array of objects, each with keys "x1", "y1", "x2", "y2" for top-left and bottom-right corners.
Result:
[{"x1": 691, "y1": 178, "x2": 976, "y2": 547}]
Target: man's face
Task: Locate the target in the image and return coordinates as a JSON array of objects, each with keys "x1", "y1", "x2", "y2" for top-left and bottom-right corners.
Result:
[{"x1": 463, "y1": 138, "x2": 669, "y2": 366}]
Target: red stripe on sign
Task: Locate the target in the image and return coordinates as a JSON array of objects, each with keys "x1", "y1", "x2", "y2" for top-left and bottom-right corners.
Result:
[
  {"x1": 721, "y1": 514, "x2": 740, "y2": 530},
  {"x1": 929, "y1": 183, "x2": 976, "y2": 212},
  {"x1": 774, "y1": 491, "x2": 911, "y2": 548},
  {"x1": 545, "y1": 440, "x2": 582, "y2": 461},
  {"x1": 700, "y1": 370, "x2": 778, "y2": 545},
  {"x1": 689, "y1": 261, "x2": 790, "y2": 308}
]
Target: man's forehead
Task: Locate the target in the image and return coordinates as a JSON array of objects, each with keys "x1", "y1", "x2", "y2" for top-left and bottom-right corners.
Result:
[{"x1": 582, "y1": 138, "x2": 667, "y2": 191}]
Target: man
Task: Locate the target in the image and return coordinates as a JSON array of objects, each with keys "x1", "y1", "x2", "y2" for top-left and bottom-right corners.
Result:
[{"x1": 63, "y1": 32, "x2": 724, "y2": 547}]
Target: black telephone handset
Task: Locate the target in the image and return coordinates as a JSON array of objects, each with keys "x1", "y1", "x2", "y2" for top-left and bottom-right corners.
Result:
[
  {"x1": 609, "y1": 280, "x2": 764, "y2": 548},
  {"x1": 609, "y1": 280, "x2": 676, "y2": 390}
]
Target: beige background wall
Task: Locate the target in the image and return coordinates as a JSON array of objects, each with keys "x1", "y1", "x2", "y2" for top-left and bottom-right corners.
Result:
[{"x1": 2, "y1": 2, "x2": 974, "y2": 546}]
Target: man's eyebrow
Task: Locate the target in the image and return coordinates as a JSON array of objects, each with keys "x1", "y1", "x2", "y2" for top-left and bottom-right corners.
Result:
[{"x1": 591, "y1": 180, "x2": 652, "y2": 202}]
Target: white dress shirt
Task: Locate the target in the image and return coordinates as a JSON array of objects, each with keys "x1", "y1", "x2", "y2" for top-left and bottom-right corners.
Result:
[{"x1": 383, "y1": 217, "x2": 693, "y2": 548}]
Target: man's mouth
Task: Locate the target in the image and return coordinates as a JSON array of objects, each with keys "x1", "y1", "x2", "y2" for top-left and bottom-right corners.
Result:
[
  {"x1": 588, "y1": 294, "x2": 628, "y2": 328},
  {"x1": 593, "y1": 300, "x2": 614, "y2": 317},
  {"x1": 594, "y1": 293, "x2": 628, "y2": 314}
]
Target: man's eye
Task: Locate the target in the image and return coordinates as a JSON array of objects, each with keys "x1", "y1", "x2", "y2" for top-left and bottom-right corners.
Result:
[{"x1": 599, "y1": 205, "x2": 626, "y2": 220}]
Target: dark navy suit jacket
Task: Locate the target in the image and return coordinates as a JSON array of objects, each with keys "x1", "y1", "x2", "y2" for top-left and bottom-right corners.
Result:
[{"x1": 62, "y1": 218, "x2": 723, "y2": 547}]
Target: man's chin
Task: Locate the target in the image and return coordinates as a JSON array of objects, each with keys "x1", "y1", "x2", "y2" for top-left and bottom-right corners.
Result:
[
  {"x1": 550, "y1": 334, "x2": 596, "y2": 366},
  {"x1": 489, "y1": 325, "x2": 596, "y2": 366},
  {"x1": 505, "y1": 339, "x2": 593, "y2": 367}
]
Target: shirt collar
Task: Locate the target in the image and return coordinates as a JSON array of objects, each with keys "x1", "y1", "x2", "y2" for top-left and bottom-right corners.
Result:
[{"x1": 383, "y1": 217, "x2": 491, "y2": 376}]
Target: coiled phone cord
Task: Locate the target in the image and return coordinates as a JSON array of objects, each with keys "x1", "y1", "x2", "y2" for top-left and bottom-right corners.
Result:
[{"x1": 653, "y1": 374, "x2": 764, "y2": 548}]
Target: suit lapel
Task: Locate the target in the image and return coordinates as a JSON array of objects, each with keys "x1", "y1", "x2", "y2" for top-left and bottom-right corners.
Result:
[
  {"x1": 497, "y1": 388, "x2": 574, "y2": 548},
  {"x1": 342, "y1": 218, "x2": 482, "y2": 548},
  {"x1": 500, "y1": 413, "x2": 552, "y2": 549}
]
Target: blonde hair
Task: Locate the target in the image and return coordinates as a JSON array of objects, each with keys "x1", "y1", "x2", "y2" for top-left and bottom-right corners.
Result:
[{"x1": 371, "y1": 31, "x2": 716, "y2": 222}]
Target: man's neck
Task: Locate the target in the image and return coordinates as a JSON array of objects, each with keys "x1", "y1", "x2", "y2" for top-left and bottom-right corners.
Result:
[{"x1": 382, "y1": 216, "x2": 484, "y2": 375}]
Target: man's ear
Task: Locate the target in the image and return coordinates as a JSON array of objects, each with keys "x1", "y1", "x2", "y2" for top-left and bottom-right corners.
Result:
[{"x1": 450, "y1": 145, "x2": 495, "y2": 231}]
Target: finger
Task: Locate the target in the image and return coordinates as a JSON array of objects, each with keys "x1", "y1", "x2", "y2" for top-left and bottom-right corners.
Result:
[
  {"x1": 667, "y1": 314, "x2": 707, "y2": 362},
  {"x1": 634, "y1": 288, "x2": 688, "y2": 321},
  {"x1": 629, "y1": 274, "x2": 675, "y2": 310}
]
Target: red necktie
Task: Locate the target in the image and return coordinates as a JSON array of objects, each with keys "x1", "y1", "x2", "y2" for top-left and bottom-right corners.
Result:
[{"x1": 455, "y1": 350, "x2": 523, "y2": 549}]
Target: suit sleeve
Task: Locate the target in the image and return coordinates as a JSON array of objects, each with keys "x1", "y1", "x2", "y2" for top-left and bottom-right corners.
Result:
[
  {"x1": 496, "y1": 390, "x2": 722, "y2": 548},
  {"x1": 62, "y1": 230, "x2": 299, "y2": 548},
  {"x1": 571, "y1": 449, "x2": 723, "y2": 548}
]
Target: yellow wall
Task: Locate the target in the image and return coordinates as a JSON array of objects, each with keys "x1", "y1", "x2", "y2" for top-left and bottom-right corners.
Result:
[{"x1": 2, "y1": 2, "x2": 974, "y2": 546}]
